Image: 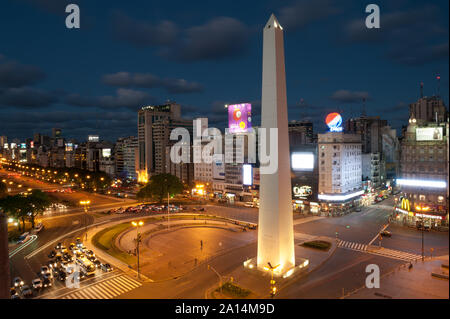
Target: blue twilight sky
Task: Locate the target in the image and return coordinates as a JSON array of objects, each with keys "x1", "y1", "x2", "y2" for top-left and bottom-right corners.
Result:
[{"x1": 0, "y1": 0, "x2": 448, "y2": 141}]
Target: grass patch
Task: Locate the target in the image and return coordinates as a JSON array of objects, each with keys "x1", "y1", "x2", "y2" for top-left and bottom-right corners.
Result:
[
  {"x1": 216, "y1": 282, "x2": 251, "y2": 298},
  {"x1": 92, "y1": 222, "x2": 135, "y2": 264},
  {"x1": 301, "y1": 240, "x2": 331, "y2": 251}
]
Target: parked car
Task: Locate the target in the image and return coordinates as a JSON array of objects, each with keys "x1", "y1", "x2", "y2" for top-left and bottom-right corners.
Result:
[
  {"x1": 58, "y1": 272, "x2": 67, "y2": 282},
  {"x1": 355, "y1": 207, "x2": 362, "y2": 212},
  {"x1": 93, "y1": 259, "x2": 101, "y2": 268},
  {"x1": 32, "y1": 278, "x2": 43, "y2": 290},
  {"x1": 13, "y1": 277, "x2": 25, "y2": 287},
  {"x1": 48, "y1": 250, "x2": 56, "y2": 258},
  {"x1": 17, "y1": 232, "x2": 30, "y2": 244},
  {"x1": 40, "y1": 265, "x2": 51, "y2": 275}
]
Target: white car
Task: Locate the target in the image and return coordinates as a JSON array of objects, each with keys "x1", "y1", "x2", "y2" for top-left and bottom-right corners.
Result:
[{"x1": 32, "y1": 278, "x2": 43, "y2": 290}]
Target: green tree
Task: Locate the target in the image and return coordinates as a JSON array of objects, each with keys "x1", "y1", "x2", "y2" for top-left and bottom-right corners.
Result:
[
  {"x1": 26, "y1": 190, "x2": 51, "y2": 228},
  {"x1": 137, "y1": 174, "x2": 184, "y2": 203},
  {"x1": 0, "y1": 195, "x2": 28, "y2": 232}
]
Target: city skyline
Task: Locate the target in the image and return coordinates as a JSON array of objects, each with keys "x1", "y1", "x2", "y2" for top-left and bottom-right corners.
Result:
[{"x1": 0, "y1": 0, "x2": 448, "y2": 141}]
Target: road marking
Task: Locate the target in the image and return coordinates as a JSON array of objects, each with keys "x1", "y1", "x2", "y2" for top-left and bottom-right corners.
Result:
[
  {"x1": 338, "y1": 240, "x2": 422, "y2": 262},
  {"x1": 9, "y1": 235, "x2": 38, "y2": 258},
  {"x1": 56, "y1": 274, "x2": 142, "y2": 299}
]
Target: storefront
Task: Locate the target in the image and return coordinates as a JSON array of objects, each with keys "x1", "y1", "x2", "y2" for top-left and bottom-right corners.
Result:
[{"x1": 393, "y1": 198, "x2": 448, "y2": 228}]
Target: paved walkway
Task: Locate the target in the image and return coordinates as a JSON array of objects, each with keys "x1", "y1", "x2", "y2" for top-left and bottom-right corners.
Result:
[{"x1": 346, "y1": 255, "x2": 449, "y2": 299}]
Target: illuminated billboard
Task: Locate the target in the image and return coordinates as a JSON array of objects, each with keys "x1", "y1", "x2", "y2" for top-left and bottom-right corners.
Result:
[
  {"x1": 293, "y1": 185, "x2": 312, "y2": 198},
  {"x1": 243, "y1": 164, "x2": 253, "y2": 186},
  {"x1": 102, "y1": 148, "x2": 111, "y2": 158},
  {"x1": 88, "y1": 135, "x2": 99, "y2": 142},
  {"x1": 20, "y1": 143, "x2": 26, "y2": 149},
  {"x1": 325, "y1": 113, "x2": 343, "y2": 132},
  {"x1": 65, "y1": 143, "x2": 74, "y2": 152},
  {"x1": 291, "y1": 152, "x2": 314, "y2": 171},
  {"x1": 416, "y1": 127, "x2": 443, "y2": 141},
  {"x1": 228, "y1": 103, "x2": 252, "y2": 133}
]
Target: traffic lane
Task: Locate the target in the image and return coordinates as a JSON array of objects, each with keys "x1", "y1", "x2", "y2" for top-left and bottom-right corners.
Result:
[
  {"x1": 277, "y1": 249, "x2": 403, "y2": 299},
  {"x1": 203, "y1": 205, "x2": 258, "y2": 223},
  {"x1": 120, "y1": 242, "x2": 257, "y2": 299},
  {"x1": 9, "y1": 214, "x2": 95, "y2": 285},
  {"x1": 382, "y1": 224, "x2": 449, "y2": 256},
  {"x1": 294, "y1": 206, "x2": 391, "y2": 244}
]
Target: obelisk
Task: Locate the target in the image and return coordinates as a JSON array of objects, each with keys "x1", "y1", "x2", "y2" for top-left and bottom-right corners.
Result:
[{"x1": 257, "y1": 14, "x2": 295, "y2": 274}]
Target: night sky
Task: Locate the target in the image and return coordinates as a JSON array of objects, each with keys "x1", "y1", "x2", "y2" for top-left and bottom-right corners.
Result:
[{"x1": 0, "y1": 0, "x2": 448, "y2": 142}]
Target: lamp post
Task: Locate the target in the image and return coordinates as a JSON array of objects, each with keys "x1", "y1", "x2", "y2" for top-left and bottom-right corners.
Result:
[
  {"x1": 132, "y1": 220, "x2": 144, "y2": 279},
  {"x1": 79, "y1": 200, "x2": 91, "y2": 241},
  {"x1": 267, "y1": 262, "x2": 279, "y2": 299},
  {"x1": 207, "y1": 264, "x2": 222, "y2": 294},
  {"x1": 167, "y1": 192, "x2": 170, "y2": 231}
]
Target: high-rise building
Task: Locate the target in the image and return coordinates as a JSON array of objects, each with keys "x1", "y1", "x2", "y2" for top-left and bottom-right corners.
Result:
[
  {"x1": 137, "y1": 103, "x2": 181, "y2": 182},
  {"x1": 288, "y1": 120, "x2": 315, "y2": 147},
  {"x1": 409, "y1": 96, "x2": 447, "y2": 123},
  {"x1": 123, "y1": 137, "x2": 138, "y2": 180},
  {"x1": 397, "y1": 118, "x2": 448, "y2": 227},
  {"x1": 346, "y1": 116, "x2": 387, "y2": 188},
  {"x1": 318, "y1": 132, "x2": 362, "y2": 213}
]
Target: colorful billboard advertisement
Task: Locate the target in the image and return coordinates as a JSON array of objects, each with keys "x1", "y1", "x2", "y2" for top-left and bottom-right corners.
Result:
[
  {"x1": 228, "y1": 103, "x2": 251, "y2": 133},
  {"x1": 325, "y1": 112, "x2": 343, "y2": 132},
  {"x1": 416, "y1": 127, "x2": 443, "y2": 141}
]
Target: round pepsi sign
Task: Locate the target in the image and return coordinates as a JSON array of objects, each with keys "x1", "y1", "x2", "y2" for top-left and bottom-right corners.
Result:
[{"x1": 325, "y1": 112, "x2": 343, "y2": 132}]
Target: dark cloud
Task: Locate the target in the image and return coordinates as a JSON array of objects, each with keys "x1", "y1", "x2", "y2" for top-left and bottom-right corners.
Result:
[
  {"x1": 162, "y1": 17, "x2": 252, "y2": 62},
  {"x1": 330, "y1": 90, "x2": 370, "y2": 104},
  {"x1": 0, "y1": 57, "x2": 46, "y2": 88},
  {"x1": 102, "y1": 72, "x2": 203, "y2": 94},
  {"x1": 65, "y1": 88, "x2": 157, "y2": 111},
  {"x1": 277, "y1": 0, "x2": 341, "y2": 31},
  {"x1": 342, "y1": 5, "x2": 449, "y2": 66},
  {"x1": 111, "y1": 12, "x2": 179, "y2": 47},
  {"x1": 112, "y1": 14, "x2": 252, "y2": 62},
  {"x1": 0, "y1": 87, "x2": 57, "y2": 108}
]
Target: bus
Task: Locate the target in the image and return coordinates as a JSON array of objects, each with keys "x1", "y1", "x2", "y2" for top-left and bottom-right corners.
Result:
[{"x1": 75, "y1": 257, "x2": 96, "y2": 276}]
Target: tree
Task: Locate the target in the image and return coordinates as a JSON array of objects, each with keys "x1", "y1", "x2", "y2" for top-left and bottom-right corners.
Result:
[
  {"x1": 0, "y1": 181, "x2": 7, "y2": 198},
  {"x1": 0, "y1": 195, "x2": 28, "y2": 232},
  {"x1": 26, "y1": 190, "x2": 51, "y2": 228},
  {"x1": 137, "y1": 174, "x2": 184, "y2": 203}
]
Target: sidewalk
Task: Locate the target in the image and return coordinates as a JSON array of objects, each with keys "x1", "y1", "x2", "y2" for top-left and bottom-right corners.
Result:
[{"x1": 346, "y1": 255, "x2": 449, "y2": 299}]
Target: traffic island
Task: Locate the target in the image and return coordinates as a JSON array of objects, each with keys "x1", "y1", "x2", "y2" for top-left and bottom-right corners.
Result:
[{"x1": 209, "y1": 236, "x2": 337, "y2": 299}]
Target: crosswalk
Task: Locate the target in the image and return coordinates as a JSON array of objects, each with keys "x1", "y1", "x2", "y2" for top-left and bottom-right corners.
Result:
[
  {"x1": 367, "y1": 247, "x2": 422, "y2": 262},
  {"x1": 337, "y1": 240, "x2": 422, "y2": 262},
  {"x1": 60, "y1": 275, "x2": 142, "y2": 299},
  {"x1": 337, "y1": 240, "x2": 368, "y2": 251}
]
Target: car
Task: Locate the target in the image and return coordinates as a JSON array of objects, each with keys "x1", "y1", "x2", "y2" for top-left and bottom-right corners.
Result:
[
  {"x1": 101, "y1": 263, "x2": 113, "y2": 272},
  {"x1": 380, "y1": 230, "x2": 392, "y2": 237},
  {"x1": 32, "y1": 278, "x2": 43, "y2": 290},
  {"x1": 48, "y1": 250, "x2": 56, "y2": 258},
  {"x1": 42, "y1": 277, "x2": 52, "y2": 288},
  {"x1": 55, "y1": 242, "x2": 63, "y2": 250},
  {"x1": 88, "y1": 256, "x2": 96, "y2": 262},
  {"x1": 10, "y1": 287, "x2": 18, "y2": 296},
  {"x1": 69, "y1": 243, "x2": 76, "y2": 251},
  {"x1": 355, "y1": 207, "x2": 362, "y2": 212},
  {"x1": 93, "y1": 259, "x2": 101, "y2": 268},
  {"x1": 20, "y1": 285, "x2": 33, "y2": 298},
  {"x1": 85, "y1": 250, "x2": 95, "y2": 258},
  {"x1": 63, "y1": 253, "x2": 73, "y2": 262},
  {"x1": 244, "y1": 202, "x2": 254, "y2": 208},
  {"x1": 58, "y1": 272, "x2": 67, "y2": 282},
  {"x1": 13, "y1": 277, "x2": 25, "y2": 287},
  {"x1": 40, "y1": 265, "x2": 51, "y2": 275},
  {"x1": 17, "y1": 232, "x2": 30, "y2": 244},
  {"x1": 48, "y1": 259, "x2": 58, "y2": 269}
]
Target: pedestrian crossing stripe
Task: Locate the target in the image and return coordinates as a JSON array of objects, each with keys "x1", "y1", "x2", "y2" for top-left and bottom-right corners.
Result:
[
  {"x1": 337, "y1": 240, "x2": 422, "y2": 262},
  {"x1": 337, "y1": 240, "x2": 367, "y2": 251},
  {"x1": 60, "y1": 275, "x2": 142, "y2": 299}
]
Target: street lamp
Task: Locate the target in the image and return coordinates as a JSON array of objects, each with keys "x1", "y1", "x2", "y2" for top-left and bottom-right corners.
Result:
[
  {"x1": 267, "y1": 262, "x2": 279, "y2": 299},
  {"x1": 80, "y1": 200, "x2": 91, "y2": 241},
  {"x1": 207, "y1": 264, "x2": 223, "y2": 294},
  {"x1": 131, "y1": 220, "x2": 144, "y2": 279}
]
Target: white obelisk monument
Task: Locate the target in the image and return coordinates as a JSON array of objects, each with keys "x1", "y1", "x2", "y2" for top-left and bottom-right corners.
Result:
[{"x1": 257, "y1": 14, "x2": 295, "y2": 274}]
